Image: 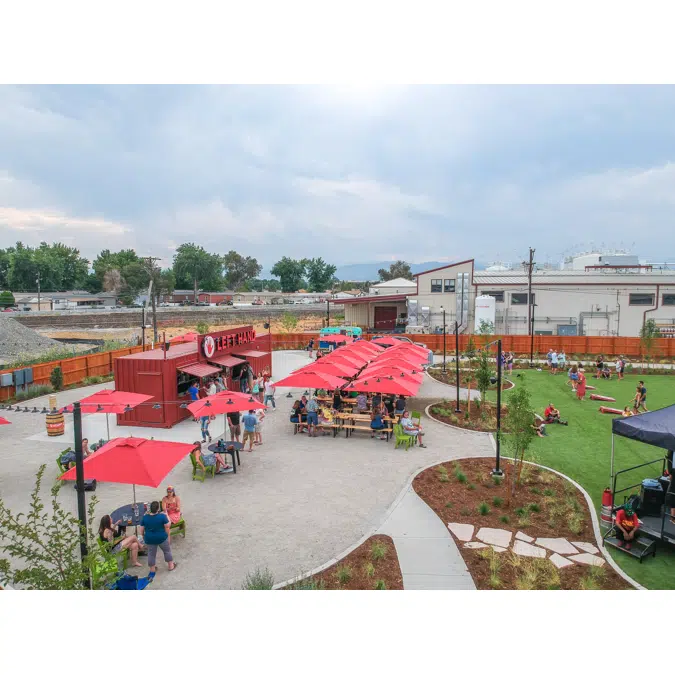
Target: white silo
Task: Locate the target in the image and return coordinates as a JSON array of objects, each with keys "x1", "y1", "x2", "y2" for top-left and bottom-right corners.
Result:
[{"x1": 474, "y1": 295, "x2": 496, "y2": 333}]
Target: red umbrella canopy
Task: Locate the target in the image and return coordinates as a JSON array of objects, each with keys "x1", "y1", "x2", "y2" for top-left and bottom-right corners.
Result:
[
  {"x1": 188, "y1": 390, "x2": 266, "y2": 417},
  {"x1": 342, "y1": 345, "x2": 376, "y2": 359},
  {"x1": 355, "y1": 341, "x2": 385, "y2": 353},
  {"x1": 344, "y1": 375, "x2": 419, "y2": 397},
  {"x1": 322, "y1": 353, "x2": 368, "y2": 368},
  {"x1": 380, "y1": 349, "x2": 428, "y2": 365},
  {"x1": 61, "y1": 390, "x2": 155, "y2": 414},
  {"x1": 297, "y1": 361, "x2": 357, "y2": 378},
  {"x1": 170, "y1": 331, "x2": 200, "y2": 344},
  {"x1": 360, "y1": 366, "x2": 424, "y2": 383},
  {"x1": 59, "y1": 437, "x2": 196, "y2": 488},
  {"x1": 0, "y1": 416, "x2": 11, "y2": 425},
  {"x1": 275, "y1": 371, "x2": 346, "y2": 390},
  {"x1": 371, "y1": 356, "x2": 422, "y2": 371},
  {"x1": 388, "y1": 344, "x2": 430, "y2": 359}
]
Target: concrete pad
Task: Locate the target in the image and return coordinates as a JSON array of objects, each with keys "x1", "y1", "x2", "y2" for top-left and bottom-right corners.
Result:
[
  {"x1": 571, "y1": 541, "x2": 599, "y2": 555},
  {"x1": 464, "y1": 542, "x2": 488, "y2": 549},
  {"x1": 447, "y1": 522, "x2": 475, "y2": 542},
  {"x1": 380, "y1": 489, "x2": 451, "y2": 539},
  {"x1": 549, "y1": 553, "x2": 575, "y2": 569},
  {"x1": 476, "y1": 527, "x2": 512, "y2": 548},
  {"x1": 404, "y1": 574, "x2": 476, "y2": 590},
  {"x1": 515, "y1": 531, "x2": 534, "y2": 543},
  {"x1": 394, "y1": 537, "x2": 471, "y2": 576},
  {"x1": 491, "y1": 546, "x2": 507, "y2": 553},
  {"x1": 568, "y1": 553, "x2": 606, "y2": 567},
  {"x1": 513, "y1": 540, "x2": 547, "y2": 558},
  {"x1": 534, "y1": 537, "x2": 579, "y2": 555}
]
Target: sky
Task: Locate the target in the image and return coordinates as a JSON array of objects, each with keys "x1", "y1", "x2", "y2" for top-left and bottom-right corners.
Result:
[{"x1": 1, "y1": 84, "x2": 674, "y2": 271}]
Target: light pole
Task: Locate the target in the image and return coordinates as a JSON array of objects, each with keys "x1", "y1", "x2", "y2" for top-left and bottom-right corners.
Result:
[
  {"x1": 482, "y1": 337, "x2": 504, "y2": 477},
  {"x1": 441, "y1": 306, "x2": 447, "y2": 373},
  {"x1": 529, "y1": 302, "x2": 537, "y2": 367},
  {"x1": 72, "y1": 401, "x2": 91, "y2": 587},
  {"x1": 454, "y1": 321, "x2": 461, "y2": 413},
  {"x1": 36, "y1": 270, "x2": 41, "y2": 311},
  {"x1": 326, "y1": 298, "x2": 330, "y2": 327}
]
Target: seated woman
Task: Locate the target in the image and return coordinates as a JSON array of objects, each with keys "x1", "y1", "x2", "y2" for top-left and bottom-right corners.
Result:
[
  {"x1": 98, "y1": 514, "x2": 144, "y2": 567},
  {"x1": 355, "y1": 393, "x2": 368, "y2": 413},
  {"x1": 394, "y1": 395, "x2": 407, "y2": 414},
  {"x1": 191, "y1": 442, "x2": 231, "y2": 475},
  {"x1": 290, "y1": 400, "x2": 306, "y2": 432},
  {"x1": 622, "y1": 406, "x2": 635, "y2": 418},
  {"x1": 370, "y1": 409, "x2": 387, "y2": 440},
  {"x1": 400, "y1": 411, "x2": 426, "y2": 448},
  {"x1": 614, "y1": 502, "x2": 640, "y2": 550},
  {"x1": 332, "y1": 387, "x2": 343, "y2": 412},
  {"x1": 601, "y1": 365, "x2": 612, "y2": 379},
  {"x1": 531, "y1": 421, "x2": 547, "y2": 438},
  {"x1": 161, "y1": 486, "x2": 182, "y2": 525}
]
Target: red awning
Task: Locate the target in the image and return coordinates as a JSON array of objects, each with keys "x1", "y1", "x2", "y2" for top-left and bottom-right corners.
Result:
[
  {"x1": 234, "y1": 350, "x2": 269, "y2": 358},
  {"x1": 177, "y1": 363, "x2": 221, "y2": 378},
  {"x1": 209, "y1": 355, "x2": 246, "y2": 368}
]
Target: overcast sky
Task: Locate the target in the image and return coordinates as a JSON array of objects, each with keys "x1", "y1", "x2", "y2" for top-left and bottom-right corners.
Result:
[{"x1": 1, "y1": 84, "x2": 674, "y2": 270}]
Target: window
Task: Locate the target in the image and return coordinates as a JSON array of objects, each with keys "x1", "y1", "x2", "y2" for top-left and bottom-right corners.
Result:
[
  {"x1": 431, "y1": 279, "x2": 442, "y2": 293},
  {"x1": 629, "y1": 293, "x2": 655, "y2": 306},
  {"x1": 662, "y1": 294, "x2": 675, "y2": 306},
  {"x1": 484, "y1": 291, "x2": 504, "y2": 302},
  {"x1": 444, "y1": 279, "x2": 455, "y2": 293},
  {"x1": 511, "y1": 293, "x2": 535, "y2": 305}
]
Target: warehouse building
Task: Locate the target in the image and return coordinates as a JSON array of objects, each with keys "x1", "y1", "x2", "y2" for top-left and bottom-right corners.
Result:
[{"x1": 341, "y1": 257, "x2": 675, "y2": 337}]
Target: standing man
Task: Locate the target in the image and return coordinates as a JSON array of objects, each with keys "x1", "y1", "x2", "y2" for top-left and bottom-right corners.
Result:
[
  {"x1": 550, "y1": 349, "x2": 558, "y2": 375},
  {"x1": 200, "y1": 414, "x2": 213, "y2": 443},
  {"x1": 305, "y1": 395, "x2": 319, "y2": 437},
  {"x1": 239, "y1": 365, "x2": 249, "y2": 393},
  {"x1": 546, "y1": 348, "x2": 553, "y2": 371},
  {"x1": 188, "y1": 380, "x2": 200, "y2": 422},
  {"x1": 633, "y1": 381, "x2": 648, "y2": 413},
  {"x1": 227, "y1": 411, "x2": 241, "y2": 443},
  {"x1": 207, "y1": 378, "x2": 217, "y2": 396},
  {"x1": 241, "y1": 409, "x2": 258, "y2": 451},
  {"x1": 263, "y1": 377, "x2": 276, "y2": 410},
  {"x1": 308, "y1": 337, "x2": 315, "y2": 359}
]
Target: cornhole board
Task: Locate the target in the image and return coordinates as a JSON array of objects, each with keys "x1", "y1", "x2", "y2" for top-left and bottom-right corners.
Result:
[
  {"x1": 591, "y1": 394, "x2": 616, "y2": 402},
  {"x1": 599, "y1": 406, "x2": 623, "y2": 415}
]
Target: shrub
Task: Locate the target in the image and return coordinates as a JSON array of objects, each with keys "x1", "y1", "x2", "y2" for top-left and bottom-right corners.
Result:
[
  {"x1": 528, "y1": 502, "x2": 541, "y2": 513},
  {"x1": 14, "y1": 384, "x2": 53, "y2": 402},
  {"x1": 499, "y1": 515, "x2": 510, "y2": 524},
  {"x1": 241, "y1": 567, "x2": 275, "y2": 590},
  {"x1": 363, "y1": 562, "x2": 375, "y2": 578},
  {"x1": 371, "y1": 541, "x2": 387, "y2": 561},
  {"x1": 50, "y1": 366, "x2": 64, "y2": 391},
  {"x1": 445, "y1": 501, "x2": 454, "y2": 509},
  {"x1": 530, "y1": 487, "x2": 542, "y2": 495},
  {"x1": 468, "y1": 483, "x2": 476, "y2": 491},
  {"x1": 455, "y1": 469, "x2": 467, "y2": 484},
  {"x1": 491, "y1": 475, "x2": 503, "y2": 487},
  {"x1": 374, "y1": 579, "x2": 387, "y2": 590},
  {"x1": 515, "y1": 507, "x2": 526, "y2": 517},
  {"x1": 196, "y1": 320, "x2": 210, "y2": 335},
  {"x1": 543, "y1": 489, "x2": 555, "y2": 497},
  {"x1": 568, "y1": 513, "x2": 584, "y2": 535},
  {"x1": 517, "y1": 515, "x2": 531, "y2": 528},
  {"x1": 477, "y1": 502, "x2": 490, "y2": 515},
  {"x1": 492, "y1": 497, "x2": 504, "y2": 508},
  {"x1": 335, "y1": 565, "x2": 352, "y2": 584}
]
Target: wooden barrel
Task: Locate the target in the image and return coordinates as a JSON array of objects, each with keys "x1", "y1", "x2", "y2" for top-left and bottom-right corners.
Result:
[{"x1": 46, "y1": 411, "x2": 65, "y2": 436}]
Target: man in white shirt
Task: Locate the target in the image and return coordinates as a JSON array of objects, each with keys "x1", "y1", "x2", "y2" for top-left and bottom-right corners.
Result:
[
  {"x1": 263, "y1": 378, "x2": 276, "y2": 410},
  {"x1": 550, "y1": 350, "x2": 558, "y2": 375},
  {"x1": 207, "y1": 379, "x2": 217, "y2": 396}
]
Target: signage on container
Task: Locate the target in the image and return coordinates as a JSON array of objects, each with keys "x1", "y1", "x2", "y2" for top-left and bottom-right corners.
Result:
[{"x1": 200, "y1": 327, "x2": 256, "y2": 358}]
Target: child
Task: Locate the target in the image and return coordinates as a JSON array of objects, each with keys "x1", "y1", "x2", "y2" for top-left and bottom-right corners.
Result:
[
  {"x1": 370, "y1": 409, "x2": 387, "y2": 440},
  {"x1": 622, "y1": 406, "x2": 634, "y2": 417},
  {"x1": 254, "y1": 407, "x2": 265, "y2": 445}
]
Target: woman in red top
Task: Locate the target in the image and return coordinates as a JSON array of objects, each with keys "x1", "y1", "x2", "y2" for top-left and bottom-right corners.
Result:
[
  {"x1": 161, "y1": 486, "x2": 182, "y2": 525},
  {"x1": 576, "y1": 369, "x2": 587, "y2": 400},
  {"x1": 615, "y1": 503, "x2": 639, "y2": 550}
]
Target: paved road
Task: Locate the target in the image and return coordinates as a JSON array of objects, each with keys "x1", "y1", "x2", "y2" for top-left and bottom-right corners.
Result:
[{"x1": 0, "y1": 351, "x2": 492, "y2": 590}]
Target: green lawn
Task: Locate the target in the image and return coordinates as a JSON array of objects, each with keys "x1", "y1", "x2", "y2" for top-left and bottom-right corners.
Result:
[{"x1": 493, "y1": 369, "x2": 675, "y2": 589}]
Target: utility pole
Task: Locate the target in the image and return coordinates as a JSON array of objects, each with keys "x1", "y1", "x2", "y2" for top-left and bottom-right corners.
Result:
[
  {"x1": 142, "y1": 257, "x2": 161, "y2": 344},
  {"x1": 526, "y1": 247, "x2": 535, "y2": 337},
  {"x1": 36, "y1": 270, "x2": 41, "y2": 311}
]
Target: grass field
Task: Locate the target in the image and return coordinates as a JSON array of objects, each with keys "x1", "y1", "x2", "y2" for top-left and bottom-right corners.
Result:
[{"x1": 492, "y1": 369, "x2": 675, "y2": 589}]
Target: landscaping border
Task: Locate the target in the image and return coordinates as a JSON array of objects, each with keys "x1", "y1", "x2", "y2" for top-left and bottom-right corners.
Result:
[
  {"x1": 426, "y1": 367, "x2": 515, "y2": 393},
  {"x1": 423, "y1": 402, "x2": 496, "y2": 436}
]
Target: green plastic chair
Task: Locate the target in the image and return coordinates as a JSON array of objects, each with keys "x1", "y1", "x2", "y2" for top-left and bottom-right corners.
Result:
[
  {"x1": 170, "y1": 517, "x2": 187, "y2": 538},
  {"x1": 393, "y1": 424, "x2": 415, "y2": 450},
  {"x1": 190, "y1": 452, "x2": 215, "y2": 482},
  {"x1": 411, "y1": 411, "x2": 422, "y2": 423},
  {"x1": 56, "y1": 448, "x2": 72, "y2": 475}
]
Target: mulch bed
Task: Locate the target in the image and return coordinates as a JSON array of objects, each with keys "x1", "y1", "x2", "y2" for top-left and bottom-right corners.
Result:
[
  {"x1": 413, "y1": 458, "x2": 632, "y2": 590},
  {"x1": 428, "y1": 368, "x2": 514, "y2": 391},
  {"x1": 282, "y1": 535, "x2": 403, "y2": 590},
  {"x1": 428, "y1": 400, "x2": 507, "y2": 432}
]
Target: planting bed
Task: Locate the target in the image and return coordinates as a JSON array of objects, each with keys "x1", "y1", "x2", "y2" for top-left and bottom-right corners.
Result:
[
  {"x1": 413, "y1": 458, "x2": 632, "y2": 590},
  {"x1": 428, "y1": 368, "x2": 514, "y2": 391},
  {"x1": 428, "y1": 400, "x2": 507, "y2": 432},
  {"x1": 284, "y1": 535, "x2": 403, "y2": 590}
]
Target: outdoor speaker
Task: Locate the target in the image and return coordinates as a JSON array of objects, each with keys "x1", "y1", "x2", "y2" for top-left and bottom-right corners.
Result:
[{"x1": 639, "y1": 480, "x2": 664, "y2": 517}]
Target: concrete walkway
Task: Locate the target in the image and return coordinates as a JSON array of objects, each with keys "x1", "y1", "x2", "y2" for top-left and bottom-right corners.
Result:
[{"x1": 378, "y1": 487, "x2": 475, "y2": 590}]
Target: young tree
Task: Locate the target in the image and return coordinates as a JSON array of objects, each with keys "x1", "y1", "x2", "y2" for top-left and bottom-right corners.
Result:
[
  {"x1": 639, "y1": 319, "x2": 660, "y2": 372},
  {"x1": 0, "y1": 466, "x2": 118, "y2": 590},
  {"x1": 222, "y1": 250, "x2": 262, "y2": 290},
  {"x1": 502, "y1": 377, "x2": 536, "y2": 498},
  {"x1": 377, "y1": 260, "x2": 413, "y2": 282},
  {"x1": 475, "y1": 348, "x2": 495, "y2": 404},
  {"x1": 173, "y1": 243, "x2": 224, "y2": 304},
  {"x1": 280, "y1": 312, "x2": 299, "y2": 333},
  {"x1": 50, "y1": 366, "x2": 64, "y2": 391},
  {"x1": 270, "y1": 257, "x2": 306, "y2": 292},
  {"x1": 477, "y1": 319, "x2": 495, "y2": 340},
  {"x1": 0, "y1": 290, "x2": 15, "y2": 308},
  {"x1": 303, "y1": 257, "x2": 337, "y2": 292}
]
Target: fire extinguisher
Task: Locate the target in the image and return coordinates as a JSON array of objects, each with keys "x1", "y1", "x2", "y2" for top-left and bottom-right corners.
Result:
[{"x1": 600, "y1": 487, "x2": 613, "y2": 526}]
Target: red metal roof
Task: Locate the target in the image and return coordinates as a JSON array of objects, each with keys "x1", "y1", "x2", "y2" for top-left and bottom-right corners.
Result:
[
  {"x1": 338, "y1": 293, "x2": 413, "y2": 305},
  {"x1": 118, "y1": 343, "x2": 197, "y2": 360},
  {"x1": 209, "y1": 355, "x2": 246, "y2": 368},
  {"x1": 177, "y1": 363, "x2": 221, "y2": 378},
  {"x1": 233, "y1": 350, "x2": 270, "y2": 358}
]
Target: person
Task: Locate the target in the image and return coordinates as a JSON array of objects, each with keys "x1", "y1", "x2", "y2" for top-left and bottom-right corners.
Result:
[
  {"x1": 161, "y1": 486, "x2": 182, "y2": 525},
  {"x1": 305, "y1": 395, "x2": 319, "y2": 437},
  {"x1": 98, "y1": 514, "x2": 143, "y2": 567},
  {"x1": 239, "y1": 365, "x2": 249, "y2": 393},
  {"x1": 531, "y1": 421, "x2": 547, "y2": 438},
  {"x1": 264, "y1": 377, "x2": 276, "y2": 410},
  {"x1": 61, "y1": 436, "x2": 93, "y2": 469},
  {"x1": 400, "y1": 411, "x2": 426, "y2": 447},
  {"x1": 227, "y1": 411, "x2": 241, "y2": 442},
  {"x1": 576, "y1": 368, "x2": 587, "y2": 400},
  {"x1": 355, "y1": 392, "x2": 368, "y2": 413},
  {"x1": 139, "y1": 501, "x2": 177, "y2": 572},
  {"x1": 316, "y1": 350, "x2": 323, "y2": 361},
  {"x1": 550, "y1": 350, "x2": 558, "y2": 375},
  {"x1": 622, "y1": 406, "x2": 634, "y2": 417},
  {"x1": 383, "y1": 397, "x2": 396, "y2": 430},
  {"x1": 633, "y1": 381, "x2": 648, "y2": 413},
  {"x1": 616, "y1": 356, "x2": 625, "y2": 380},
  {"x1": 614, "y1": 502, "x2": 639, "y2": 550},
  {"x1": 251, "y1": 374, "x2": 261, "y2": 401},
  {"x1": 308, "y1": 337, "x2": 315, "y2": 358},
  {"x1": 191, "y1": 441, "x2": 231, "y2": 474},
  {"x1": 506, "y1": 352, "x2": 514, "y2": 374},
  {"x1": 568, "y1": 364, "x2": 579, "y2": 391},
  {"x1": 290, "y1": 400, "x2": 303, "y2": 428},
  {"x1": 595, "y1": 355, "x2": 604, "y2": 379},
  {"x1": 254, "y1": 407, "x2": 265, "y2": 445},
  {"x1": 544, "y1": 403, "x2": 568, "y2": 425},
  {"x1": 242, "y1": 409, "x2": 258, "y2": 451},
  {"x1": 214, "y1": 375, "x2": 225, "y2": 393},
  {"x1": 395, "y1": 395, "x2": 407, "y2": 414},
  {"x1": 370, "y1": 408, "x2": 387, "y2": 440},
  {"x1": 207, "y1": 379, "x2": 217, "y2": 396},
  {"x1": 200, "y1": 414, "x2": 213, "y2": 443},
  {"x1": 371, "y1": 393, "x2": 382, "y2": 410},
  {"x1": 601, "y1": 364, "x2": 612, "y2": 379},
  {"x1": 198, "y1": 379, "x2": 209, "y2": 399},
  {"x1": 331, "y1": 387, "x2": 343, "y2": 412},
  {"x1": 188, "y1": 380, "x2": 200, "y2": 422},
  {"x1": 546, "y1": 349, "x2": 553, "y2": 370},
  {"x1": 558, "y1": 350, "x2": 566, "y2": 371}
]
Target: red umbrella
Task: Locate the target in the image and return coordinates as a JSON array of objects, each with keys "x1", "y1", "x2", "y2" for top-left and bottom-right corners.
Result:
[
  {"x1": 344, "y1": 375, "x2": 419, "y2": 397},
  {"x1": 372, "y1": 356, "x2": 422, "y2": 371},
  {"x1": 388, "y1": 344, "x2": 430, "y2": 360},
  {"x1": 354, "y1": 341, "x2": 385, "y2": 352},
  {"x1": 275, "y1": 371, "x2": 346, "y2": 390},
  {"x1": 0, "y1": 416, "x2": 10, "y2": 425},
  {"x1": 322, "y1": 353, "x2": 368, "y2": 368},
  {"x1": 380, "y1": 348, "x2": 428, "y2": 364},
  {"x1": 342, "y1": 345, "x2": 376, "y2": 359},
  {"x1": 361, "y1": 366, "x2": 424, "y2": 383},
  {"x1": 187, "y1": 390, "x2": 266, "y2": 417},
  {"x1": 170, "y1": 331, "x2": 200, "y2": 344},
  {"x1": 297, "y1": 361, "x2": 357, "y2": 378}
]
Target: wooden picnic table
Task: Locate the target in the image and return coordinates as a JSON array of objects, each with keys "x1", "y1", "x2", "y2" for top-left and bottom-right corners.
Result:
[{"x1": 334, "y1": 412, "x2": 398, "y2": 440}]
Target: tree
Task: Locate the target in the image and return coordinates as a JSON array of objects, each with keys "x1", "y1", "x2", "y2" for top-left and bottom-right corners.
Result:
[
  {"x1": 244, "y1": 278, "x2": 281, "y2": 292},
  {"x1": 270, "y1": 257, "x2": 306, "y2": 293},
  {"x1": 50, "y1": 366, "x2": 64, "y2": 391},
  {"x1": 477, "y1": 319, "x2": 495, "y2": 340},
  {"x1": 0, "y1": 249, "x2": 11, "y2": 288},
  {"x1": 222, "y1": 251, "x2": 262, "y2": 291},
  {"x1": 118, "y1": 261, "x2": 150, "y2": 304},
  {"x1": 639, "y1": 319, "x2": 660, "y2": 372},
  {"x1": 196, "y1": 320, "x2": 210, "y2": 334},
  {"x1": 502, "y1": 377, "x2": 536, "y2": 498},
  {"x1": 173, "y1": 243, "x2": 224, "y2": 304},
  {"x1": 82, "y1": 274, "x2": 103, "y2": 293},
  {"x1": 377, "y1": 260, "x2": 413, "y2": 282},
  {"x1": 475, "y1": 348, "x2": 495, "y2": 403},
  {"x1": 0, "y1": 466, "x2": 118, "y2": 590},
  {"x1": 92, "y1": 249, "x2": 140, "y2": 282},
  {"x1": 303, "y1": 257, "x2": 337, "y2": 292},
  {"x1": 280, "y1": 312, "x2": 299, "y2": 333},
  {"x1": 93, "y1": 249, "x2": 144, "y2": 302},
  {"x1": 103, "y1": 269, "x2": 124, "y2": 295},
  {"x1": 0, "y1": 290, "x2": 15, "y2": 308}
]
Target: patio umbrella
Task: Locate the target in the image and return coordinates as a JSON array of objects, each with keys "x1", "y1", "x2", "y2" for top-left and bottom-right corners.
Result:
[
  {"x1": 388, "y1": 344, "x2": 430, "y2": 359},
  {"x1": 360, "y1": 366, "x2": 424, "y2": 383},
  {"x1": 324, "y1": 350, "x2": 368, "y2": 366},
  {"x1": 379, "y1": 348, "x2": 428, "y2": 364},
  {"x1": 296, "y1": 361, "x2": 357, "y2": 378},
  {"x1": 0, "y1": 416, "x2": 10, "y2": 425},
  {"x1": 170, "y1": 331, "x2": 200, "y2": 344},
  {"x1": 60, "y1": 436, "x2": 196, "y2": 519},
  {"x1": 343, "y1": 375, "x2": 419, "y2": 397},
  {"x1": 342, "y1": 344, "x2": 376, "y2": 359},
  {"x1": 275, "y1": 371, "x2": 346, "y2": 390},
  {"x1": 371, "y1": 356, "x2": 422, "y2": 371},
  {"x1": 61, "y1": 389, "x2": 155, "y2": 440},
  {"x1": 188, "y1": 390, "x2": 267, "y2": 443}
]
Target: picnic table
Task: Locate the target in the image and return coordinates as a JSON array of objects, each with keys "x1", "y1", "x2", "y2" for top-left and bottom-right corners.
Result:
[
  {"x1": 207, "y1": 440, "x2": 243, "y2": 473},
  {"x1": 334, "y1": 412, "x2": 397, "y2": 440}
]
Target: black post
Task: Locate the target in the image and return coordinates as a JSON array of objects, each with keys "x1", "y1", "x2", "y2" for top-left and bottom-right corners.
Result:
[
  {"x1": 529, "y1": 302, "x2": 536, "y2": 367},
  {"x1": 141, "y1": 304, "x2": 146, "y2": 349},
  {"x1": 492, "y1": 339, "x2": 504, "y2": 476},
  {"x1": 454, "y1": 321, "x2": 461, "y2": 413},
  {"x1": 326, "y1": 298, "x2": 330, "y2": 327},
  {"x1": 442, "y1": 308, "x2": 447, "y2": 373},
  {"x1": 73, "y1": 402, "x2": 90, "y2": 587}
]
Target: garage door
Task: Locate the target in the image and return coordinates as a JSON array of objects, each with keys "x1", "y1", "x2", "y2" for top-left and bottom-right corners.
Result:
[{"x1": 374, "y1": 306, "x2": 398, "y2": 331}]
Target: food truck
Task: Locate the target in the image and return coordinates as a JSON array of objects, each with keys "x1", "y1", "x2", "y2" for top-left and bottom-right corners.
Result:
[
  {"x1": 114, "y1": 326, "x2": 271, "y2": 428},
  {"x1": 318, "y1": 326, "x2": 362, "y2": 349}
]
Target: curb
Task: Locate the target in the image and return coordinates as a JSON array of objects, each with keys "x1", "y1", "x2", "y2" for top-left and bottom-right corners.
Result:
[
  {"x1": 424, "y1": 402, "x2": 495, "y2": 437},
  {"x1": 426, "y1": 368, "x2": 516, "y2": 393}
]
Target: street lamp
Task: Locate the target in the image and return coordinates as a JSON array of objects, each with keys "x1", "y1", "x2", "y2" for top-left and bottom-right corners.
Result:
[
  {"x1": 529, "y1": 302, "x2": 538, "y2": 368},
  {"x1": 326, "y1": 297, "x2": 330, "y2": 327},
  {"x1": 454, "y1": 321, "x2": 461, "y2": 413},
  {"x1": 441, "y1": 306, "x2": 447, "y2": 373},
  {"x1": 72, "y1": 401, "x2": 91, "y2": 587},
  {"x1": 483, "y1": 337, "x2": 504, "y2": 477}
]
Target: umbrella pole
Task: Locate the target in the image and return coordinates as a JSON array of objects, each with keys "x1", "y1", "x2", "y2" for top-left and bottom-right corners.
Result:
[
  {"x1": 133, "y1": 483, "x2": 139, "y2": 537},
  {"x1": 106, "y1": 413, "x2": 110, "y2": 441}
]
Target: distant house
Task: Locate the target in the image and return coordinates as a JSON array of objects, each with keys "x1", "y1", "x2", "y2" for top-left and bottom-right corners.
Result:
[
  {"x1": 368, "y1": 278, "x2": 417, "y2": 296},
  {"x1": 332, "y1": 289, "x2": 365, "y2": 300},
  {"x1": 13, "y1": 291, "x2": 117, "y2": 311}
]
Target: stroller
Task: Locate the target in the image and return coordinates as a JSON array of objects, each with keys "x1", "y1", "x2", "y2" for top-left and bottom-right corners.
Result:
[{"x1": 107, "y1": 571, "x2": 156, "y2": 590}]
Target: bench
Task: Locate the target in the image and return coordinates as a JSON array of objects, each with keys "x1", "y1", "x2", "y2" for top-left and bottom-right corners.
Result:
[{"x1": 341, "y1": 424, "x2": 391, "y2": 440}]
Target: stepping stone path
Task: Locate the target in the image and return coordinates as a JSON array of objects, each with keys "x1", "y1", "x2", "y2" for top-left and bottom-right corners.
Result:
[
  {"x1": 534, "y1": 538, "x2": 580, "y2": 556},
  {"x1": 447, "y1": 523, "x2": 608, "y2": 571},
  {"x1": 447, "y1": 523, "x2": 475, "y2": 542},
  {"x1": 476, "y1": 528, "x2": 512, "y2": 548}
]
